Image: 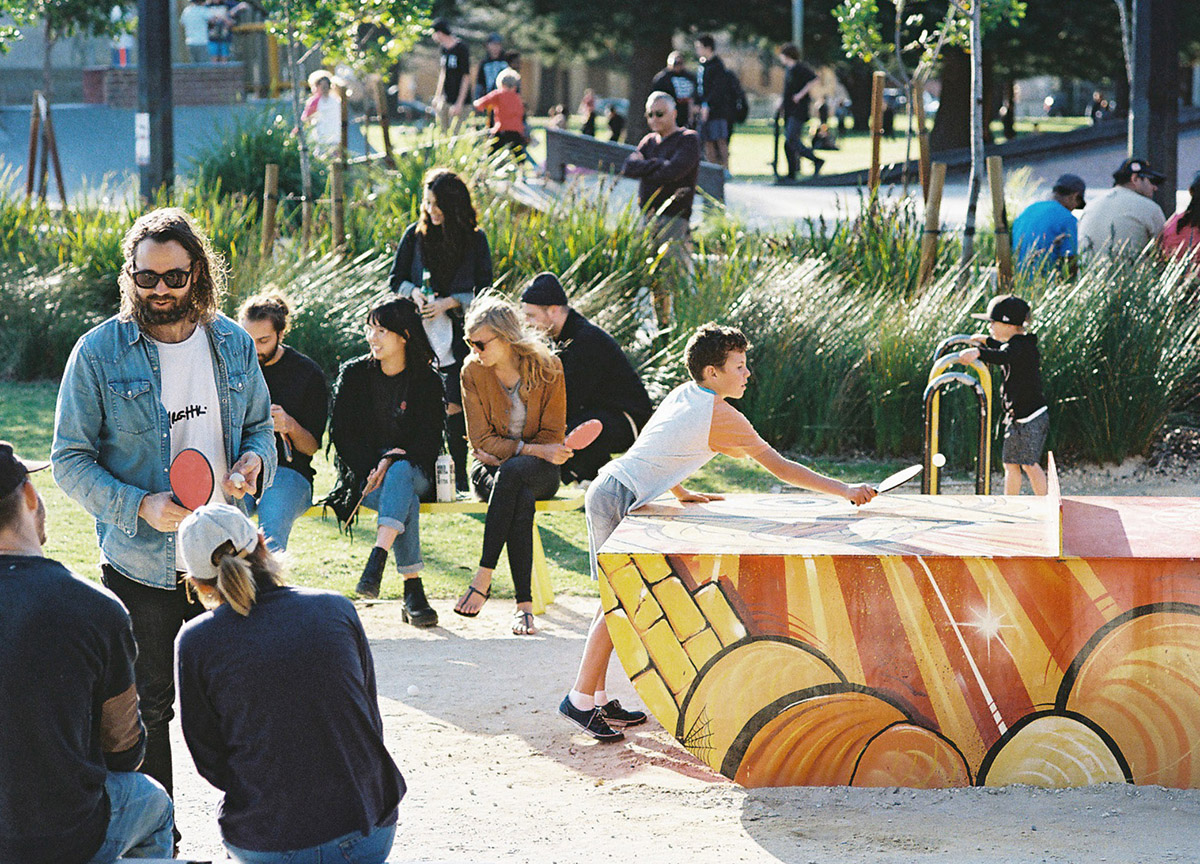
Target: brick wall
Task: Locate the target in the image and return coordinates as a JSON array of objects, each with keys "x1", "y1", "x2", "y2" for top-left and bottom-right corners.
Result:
[{"x1": 83, "y1": 63, "x2": 245, "y2": 108}]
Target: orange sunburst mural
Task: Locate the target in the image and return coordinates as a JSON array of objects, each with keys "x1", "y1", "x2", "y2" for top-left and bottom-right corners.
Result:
[{"x1": 597, "y1": 492, "x2": 1200, "y2": 789}]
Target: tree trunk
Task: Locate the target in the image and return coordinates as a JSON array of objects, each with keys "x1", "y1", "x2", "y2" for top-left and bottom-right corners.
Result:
[
  {"x1": 1001, "y1": 79, "x2": 1017, "y2": 139},
  {"x1": 282, "y1": 0, "x2": 313, "y2": 244},
  {"x1": 958, "y1": 1, "x2": 984, "y2": 276},
  {"x1": 626, "y1": 30, "x2": 674, "y2": 145},
  {"x1": 846, "y1": 64, "x2": 874, "y2": 131},
  {"x1": 42, "y1": 21, "x2": 55, "y2": 103},
  {"x1": 929, "y1": 48, "x2": 970, "y2": 152}
]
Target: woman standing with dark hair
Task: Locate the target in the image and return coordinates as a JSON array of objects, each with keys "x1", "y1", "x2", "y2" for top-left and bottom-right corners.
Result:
[
  {"x1": 176, "y1": 503, "x2": 404, "y2": 864},
  {"x1": 455, "y1": 295, "x2": 568, "y2": 635},
  {"x1": 325, "y1": 297, "x2": 444, "y2": 626},
  {"x1": 389, "y1": 168, "x2": 492, "y2": 493}
]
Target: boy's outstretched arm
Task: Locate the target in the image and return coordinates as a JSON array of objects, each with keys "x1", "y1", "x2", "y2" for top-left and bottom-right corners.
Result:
[{"x1": 752, "y1": 447, "x2": 876, "y2": 506}]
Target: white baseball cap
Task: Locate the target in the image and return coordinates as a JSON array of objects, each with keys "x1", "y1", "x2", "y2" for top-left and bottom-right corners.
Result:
[{"x1": 178, "y1": 503, "x2": 259, "y2": 580}]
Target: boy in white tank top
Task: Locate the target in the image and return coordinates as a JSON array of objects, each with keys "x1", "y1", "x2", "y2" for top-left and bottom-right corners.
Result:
[{"x1": 558, "y1": 323, "x2": 877, "y2": 741}]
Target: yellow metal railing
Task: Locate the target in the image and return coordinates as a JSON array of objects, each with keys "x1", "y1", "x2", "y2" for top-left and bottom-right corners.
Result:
[{"x1": 923, "y1": 334, "x2": 993, "y2": 494}]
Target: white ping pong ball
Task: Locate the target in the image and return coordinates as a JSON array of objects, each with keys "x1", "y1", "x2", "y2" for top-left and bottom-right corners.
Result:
[
  {"x1": 932, "y1": 453, "x2": 947, "y2": 468},
  {"x1": 407, "y1": 684, "x2": 419, "y2": 696},
  {"x1": 230, "y1": 472, "x2": 246, "y2": 488}
]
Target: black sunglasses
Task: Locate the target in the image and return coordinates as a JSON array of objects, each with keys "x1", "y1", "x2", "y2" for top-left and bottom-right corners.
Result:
[
  {"x1": 130, "y1": 265, "x2": 192, "y2": 289},
  {"x1": 646, "y1": 109, "x2": 666, "y2": 118},
  {"x1": 466, "y1": 334, "x2": 497, "y2": 351}
]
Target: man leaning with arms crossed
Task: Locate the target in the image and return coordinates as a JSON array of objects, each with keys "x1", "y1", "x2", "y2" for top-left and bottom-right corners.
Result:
[{"x1": 52, "y1": 207, "x2": 276, "y2": 830}]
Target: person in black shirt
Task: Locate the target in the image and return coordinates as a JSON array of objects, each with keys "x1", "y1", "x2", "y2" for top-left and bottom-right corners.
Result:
[
  {"x1": 606, "y1": 104, "x2": 626, "y2": 142},
  {"x1": 475, "y1": 32, "x2": 511, "y2": 100},
  {"x1": 956, "y1": 294, "x2": 1049, "y2": 495},
  {"x1": 650, "y1": 51, "x2": 698, "y2": 128},
  {"x1": 521, "y1": 273, "x2": 652, "y2": 484},
  {"x1": 177, "y1": 503, "x2": 404, "y2": 863},
  {"x1": 431, "y1": 18, "x2": 470, "y2": 132},
  {"x1": 777, "y1": 42, "x2": 823, "y2": 183},
  {"x1": 238, "y1": 294, "x2": 328, "y2": 552},
  {"x1": 325, "y1": 297, "x2": 445, "y2": 625},
  {"x1": 0, "y1": 441, "x2": 173, "y2": 864},
  {"x1": 694, "y1": 34, "x2": 736, "y2": 170}
]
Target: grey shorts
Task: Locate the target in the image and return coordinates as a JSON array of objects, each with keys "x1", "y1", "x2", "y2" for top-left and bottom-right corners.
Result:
[
  {"x1": 700, "y1": 118, "x2": 730, "y2": 143},
  {"x1": 584, "y1": 473, "x2": 637, "y2": 581},
  {"x1": 1002, "y1": 410, "x2": 1049, "y2": 466}
]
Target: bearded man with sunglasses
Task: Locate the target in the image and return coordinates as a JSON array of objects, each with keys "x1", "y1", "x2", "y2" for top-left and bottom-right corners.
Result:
[
  {"x1": 621, "y1": 91, "x2": 700, "y2": 324},
  {"x1": 52, "y1": 207, "x2": 276, "y2": 829}
]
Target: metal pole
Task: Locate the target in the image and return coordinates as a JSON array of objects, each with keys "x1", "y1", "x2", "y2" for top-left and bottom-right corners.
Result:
[
  {"x1": 792, "y1": 0, "x2": 804, "y2": 57},
  {"x1": 137, "y1": 0, "x2": 174, "y2": 201},
  {"x1": 1129, "y1": 0, "x2": 1179, "y2": 216}
]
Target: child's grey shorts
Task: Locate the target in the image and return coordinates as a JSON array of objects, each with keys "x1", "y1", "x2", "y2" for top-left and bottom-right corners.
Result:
[
  {"x1": 585, "y1": 472, "x2": 638, "y2": 581},
  {"x1": 1002, "y1": 409, "x2": 1049, "y2": 466}
]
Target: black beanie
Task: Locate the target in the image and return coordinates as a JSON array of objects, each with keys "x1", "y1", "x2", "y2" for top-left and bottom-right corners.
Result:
[{"x1": 520, "y1": 272, "x2": 569, "y2": 306}]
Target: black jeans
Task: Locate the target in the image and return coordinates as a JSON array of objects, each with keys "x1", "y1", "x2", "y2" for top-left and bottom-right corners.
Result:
[
  {"x1": 561, "y1": 408, "x2": 638, "y2": 484},
  {"x1": 471, "y1": 454, "x2": 559, "y2": 602},
  {"x1": 100, "y1": 565, "x2": 205, "y2": 799}
]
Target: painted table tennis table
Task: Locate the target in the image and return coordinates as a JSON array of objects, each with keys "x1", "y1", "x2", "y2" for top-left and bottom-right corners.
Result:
[{"x1": 595, "y1": 466, "x2": 1200, "y2": 789}]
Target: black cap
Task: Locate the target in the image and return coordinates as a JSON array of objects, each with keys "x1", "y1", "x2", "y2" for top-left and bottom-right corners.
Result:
[
  {"x1": 0, "y1": 441, "x2": 50, "y2": 498},
  {"x1": 1113, "y1": 157, "x2": 1166, "y2": 185},
  {"x1": 520, "y1": 272, "x2": 569, "y2": 307},
  {"x1": 431, "y1": 17, "x2": 451, "y2": 35},
  {"x1": 970, "y1": 294, "x2": 1030, "y2": 326},
  {"x1": 1052, "y1": 173, "x2": 1086, "y2": 201}
]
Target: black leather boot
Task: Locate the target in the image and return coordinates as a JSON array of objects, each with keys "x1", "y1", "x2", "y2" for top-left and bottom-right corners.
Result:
[
  {"x1": 356, "y1": 547, "x2": 387, "y2": 599},
  {"x1": 402, "y1": 577, "x2": 438, "y2": 628}
]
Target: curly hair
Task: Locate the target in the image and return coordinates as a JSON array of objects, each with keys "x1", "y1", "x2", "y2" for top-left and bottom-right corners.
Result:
[
  {"x1": 118, "y1": 207, "x2": 225, "y2": 327},
  {"x1": 238, "y1": 292, "x2": 291, "y2": 335},
  {"x1": 684, "y1": 323, "x2": 750, "y2": 383}
]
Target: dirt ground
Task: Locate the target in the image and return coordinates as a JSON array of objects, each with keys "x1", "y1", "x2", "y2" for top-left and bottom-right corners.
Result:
[{"x1": 172, "y1": 460, "x2": 1200, "y2": 864}]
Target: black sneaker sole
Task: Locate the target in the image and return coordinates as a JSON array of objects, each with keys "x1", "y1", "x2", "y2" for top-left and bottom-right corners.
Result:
[{"x1": 558, "y1": 706, "x2": 624, "y2": 742}]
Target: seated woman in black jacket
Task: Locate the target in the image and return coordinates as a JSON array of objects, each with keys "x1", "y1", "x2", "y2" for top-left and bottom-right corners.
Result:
[
  {"x1": 389, "y1": 168, "x2": 492, "y2": 492},
  {"x1": 325, "y1": 297, "x2": 445, "y2": 626}
]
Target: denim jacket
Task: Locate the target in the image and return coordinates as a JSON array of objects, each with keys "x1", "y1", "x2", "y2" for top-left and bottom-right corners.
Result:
[{"x1": 52, "y1": 314, "x2": 277, "y2": 589}]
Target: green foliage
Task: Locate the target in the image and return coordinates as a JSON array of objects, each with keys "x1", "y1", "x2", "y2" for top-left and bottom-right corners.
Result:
[{"x1": 258, "y1": 0, "x2": 432, "y2": 71}]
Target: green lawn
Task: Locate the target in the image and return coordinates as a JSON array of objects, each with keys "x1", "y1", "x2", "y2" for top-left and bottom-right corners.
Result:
[
  {"x1": 367, "y1": 114, "x2": 1091, "y2": 183},
  {"x1": 1, "y1": 379, "x2": 909, "y2": 601}
]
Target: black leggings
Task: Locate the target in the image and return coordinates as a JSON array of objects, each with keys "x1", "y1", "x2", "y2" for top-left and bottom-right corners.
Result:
[{"x1": 472, "y1": 454, "x2": 560, "y2": 602}]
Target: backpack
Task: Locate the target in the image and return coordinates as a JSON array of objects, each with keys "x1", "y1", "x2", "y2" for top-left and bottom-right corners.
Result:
[{"x1": 731, "y1": 71, "x2": 749, "y2": 124}]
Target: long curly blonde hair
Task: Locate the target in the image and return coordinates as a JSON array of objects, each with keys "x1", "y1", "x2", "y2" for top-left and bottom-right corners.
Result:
[{"x1": 464, "y1": 294, "x2": 560, "y2": 395}]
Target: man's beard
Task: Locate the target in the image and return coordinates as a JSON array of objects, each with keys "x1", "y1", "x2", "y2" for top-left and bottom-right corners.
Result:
[{"x1": 133, "y1": 290, "x2": 195, "y2": 328}]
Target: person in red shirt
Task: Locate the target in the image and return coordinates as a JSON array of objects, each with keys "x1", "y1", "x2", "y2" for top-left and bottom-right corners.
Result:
[
  {"x1": 1161, "y1": 171, "x2": 1200, "y2": 268},
  {"x1": 473, "y1": 68, "x2": 527, "y2": 164}
]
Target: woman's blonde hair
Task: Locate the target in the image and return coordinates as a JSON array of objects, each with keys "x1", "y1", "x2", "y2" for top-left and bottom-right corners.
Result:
[
  {"x1": 464, "y1": 293, "x2": 560, "y2": 395},
  {"x1": 195, "y1": 536, "x2": 285, "y2": 617}
]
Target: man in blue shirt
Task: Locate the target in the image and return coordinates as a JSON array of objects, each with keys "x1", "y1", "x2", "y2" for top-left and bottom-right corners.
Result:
[{"x1": 1011, "y1": 173, "x2": 1086, "y2": 277}]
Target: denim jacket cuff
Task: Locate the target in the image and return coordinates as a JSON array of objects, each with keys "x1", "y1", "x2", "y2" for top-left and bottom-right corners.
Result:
[{"x1": 118, "y1": 484, "x2": 145, "y2": 537}]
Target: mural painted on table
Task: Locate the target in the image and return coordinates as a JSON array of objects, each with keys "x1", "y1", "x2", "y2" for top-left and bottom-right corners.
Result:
[{"x1": 597, "y1": 492, "x2": 1200, "y2": 789}]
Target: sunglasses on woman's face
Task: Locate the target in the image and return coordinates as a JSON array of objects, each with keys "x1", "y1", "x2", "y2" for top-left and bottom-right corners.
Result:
[
  {"x1": 646, "y1": 109, "x2": 666, "y2": 118},
  {"x1": 466, "y1": 334, "x2": 498, "y2": 352},
  {"x1": 130, "y1": 264, "x2": 192, "y2": 289}
]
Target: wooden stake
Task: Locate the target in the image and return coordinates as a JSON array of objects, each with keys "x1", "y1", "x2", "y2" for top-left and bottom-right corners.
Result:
[
  {"x1": 336, "y1": 83, "x2": 349, "y2": 167},
  {"x1": 42, "y1": 97, "x2": 68, "y2": 206},
  {"x1": 913, "y1": 79, "x2": 931, "y2": 202},
  {"x1": 987, "y1": 155, "x2": 1013, "y2": 288},
  {"x1": 331, "y1": 160, "x2": 345, "y2": 253},
  {"x1": 261, "y1": 163, "x2": 279, "y2": 257},
  {"x1": 25, "y1": 92, "x2": 42, "y2": 201},
  {"x1": 374, "y1": 77, "x2": 396, "y2": 168},
  {"x1": 918, "y1": 162, "x2": 947, "y2": 288},
  {"x1": 868, "y1": 71, "x2": 886, "y2": 192}
]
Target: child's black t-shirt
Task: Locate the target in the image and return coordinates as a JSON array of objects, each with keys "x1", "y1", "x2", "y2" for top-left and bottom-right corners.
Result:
[{"x1": 976, "y1": 332, "x2": 1047, "y2": 421}]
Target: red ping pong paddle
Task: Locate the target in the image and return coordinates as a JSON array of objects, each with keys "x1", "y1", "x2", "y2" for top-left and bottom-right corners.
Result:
[
  {"x1": 564, "y1": 419, "x2": 603, "y2": 450},
  {"x1": 170, "y1": 448, "x2": 214, "y2": 511}
]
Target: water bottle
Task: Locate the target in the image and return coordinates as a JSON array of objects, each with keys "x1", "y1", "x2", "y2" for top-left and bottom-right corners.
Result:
[
  {"x1": 435, "y1": 453, "x2": 455, "y2": 502},
  {"x1": 420, "y1": 268, "x2": 435, "y2": 307}
]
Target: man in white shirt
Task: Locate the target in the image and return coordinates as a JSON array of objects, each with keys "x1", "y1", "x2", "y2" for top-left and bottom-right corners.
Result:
[
  {"x1": 1078, "y1": 157, "x2": 1168, "y2": 261},
  {"x1": 179, "y1": 0, "x2": 212, "y2": 64}
]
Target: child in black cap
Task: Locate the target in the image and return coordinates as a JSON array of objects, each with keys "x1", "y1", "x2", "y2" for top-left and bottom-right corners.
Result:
[{"x1": 956, "y1": 294, "x2": 1048, "y2": 495}]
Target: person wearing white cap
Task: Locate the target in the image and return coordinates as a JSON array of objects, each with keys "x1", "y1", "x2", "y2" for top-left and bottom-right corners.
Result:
[{"x1": 175, "y1": 504, "x2": 404, "y2": 863}]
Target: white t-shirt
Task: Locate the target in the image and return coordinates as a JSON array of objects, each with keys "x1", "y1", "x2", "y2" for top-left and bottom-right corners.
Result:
[
  {"x1": 155, "y1": 326, "x2": 228, "y2": 566},
  {"x1": 1078, "y1": 185, "x2": 1168, "y2": 260},
  {"x1": 180, "y1": 3, "x2": 213, "y2": 47},
  {"x1": 424, "y1": 311, "x2": 455, "y2": 368}
]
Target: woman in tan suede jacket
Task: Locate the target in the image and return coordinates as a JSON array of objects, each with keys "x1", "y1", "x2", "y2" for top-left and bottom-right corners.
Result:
[{"x1": 455, "y1": 295, "x2": 569, "y2": 634}]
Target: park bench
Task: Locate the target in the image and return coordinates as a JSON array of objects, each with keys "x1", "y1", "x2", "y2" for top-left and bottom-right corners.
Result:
[
  {"x1": 543, "y1": 127, "x2": 725, "y2": 202},
  {"x1": 303, "y1": 493, "x2": 585, "y2": 615}
]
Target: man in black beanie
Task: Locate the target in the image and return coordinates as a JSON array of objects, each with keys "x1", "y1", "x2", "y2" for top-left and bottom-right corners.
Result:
[{"x1": 521, "y1": 273, "x2": 653, "y2": 483}]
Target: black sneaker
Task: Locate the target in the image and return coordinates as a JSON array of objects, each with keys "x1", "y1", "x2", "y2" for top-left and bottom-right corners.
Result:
[
  {"x1": 598, "y1": 699, "x2": 647, "y2": 728},
  {"x1": 558, "y1": 695, "x2": 624, "y2": 742}
]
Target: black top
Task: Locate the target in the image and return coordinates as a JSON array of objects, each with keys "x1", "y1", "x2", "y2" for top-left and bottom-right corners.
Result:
[
  {"x1": 176, "y1": 585, "x2": 404, "y2": 852},
  {"x1": 439, "y1": 41, "x2": 470, "y2": 102},
  {"x1": 260, "y1": 345, "x2": 328, "y2": 484},
  {"x1": 0, "y1": 555, "x2": 143, "y2": 864},
  {"x1": 782, "y1": 62, "x2": 817, "y2": 119},
  {"x1": 388, "y1": 223, "x2": 493, "y2": 365},
  {"x1": 622, "y1": 128, "x2": 702, "y2": 221},
  {"x1": 696, "y1": 55, "x2": 737, "y2": 121},
  {"x1": 976, "y1": 333, "x2": 1047, "y2": 421},
  {"x1": 475, "y1": 56, "x2": 511, "y2": 98},
  {"x1": 650, "y1": 67, "x2": 698, "y2": 126},
  {"x1": 325, "y1": 355, "x2": 446, "y2": 524},
  {"x1": 556, "y1": 309, "x2": 653, "y2": 429}
]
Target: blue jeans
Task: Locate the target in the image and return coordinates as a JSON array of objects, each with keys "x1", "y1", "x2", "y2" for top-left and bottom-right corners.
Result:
[
  {"x1": 783, "y1": 114, "x2": 819, "y2": 176},
  {"x1": 226, "y1": 823, "x2": 396, "y2": 864},
  {"x1": 85, "y1": 772, "x2": 174, "y2": 863},
  {"x1": 361, "y1": 460, "x2": 429, "y2": 573},
  {"x1": 247, "y1": 466, "x2": 313, "y2": 552}
]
